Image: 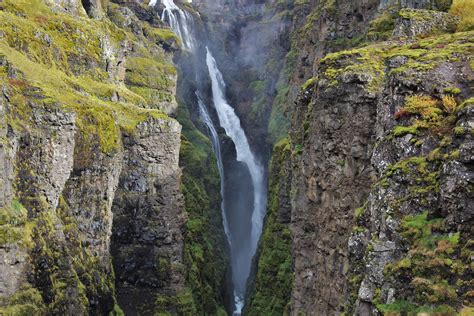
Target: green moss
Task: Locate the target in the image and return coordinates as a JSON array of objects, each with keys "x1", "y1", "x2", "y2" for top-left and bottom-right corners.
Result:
[
  {"x1": 453, "y1": 126, "x2": 466, "y2": 135},
  {"x1": 301, "y1": 77, "x2": 316, "y2": 90},
  {"x1": 0, "y1": 284, "x2": 46, "y2": 315},
  {"x1": 0, "y1": 198, "x2": 33, "y2": 246},
  {"x1": 110, "y1": 304, "x2": 125, "y2": 316},
  {"x1": 175, "y1": 102, "x2": 228, "y2": 315},
  {"x1": 391, "y1": 94, "x2": 467, "y2": 138},
  {"x1": 367, "y1": 10, "x2": 397, "y2": 40},
  {"x1": 380, "y1": 207, "x2": 468, "y2": 311},
  {"x1": 0, "y1": 0, "x2": 175, "y2": 153},
  {"x1": 354, "y1": 204, "x2": 367, "y2": 220},
  {"x1": 377, "y1": 300, "x2": 456, "y2": 315},
  {"x1": 143, "y1": 24, "x2": 181, "y2": 47},
  {"x1": 393, "y1": 125, "x2": 419, "y2": 137},
  {"x1": 0, "y1": 0, "x2": 178, "y2": 314},
  {"x1": 246, "y1": 139, "x2": 293, "y2": 315},
  {"x1": 126, "y1": 57, "x2": 175, "y2": 87},
  {"x1": 320, "y1": 46, "x2": 385, "y2": 93},
  {"x1": 443, "y1": 87, "x2": 461, "y2": 95},
  {"x1": 249, "y1": 80, "x2": 266, "y2": 95}
]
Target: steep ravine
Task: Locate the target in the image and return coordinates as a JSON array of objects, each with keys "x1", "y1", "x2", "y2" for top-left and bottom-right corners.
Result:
[{"x1": 0, "y1": 0, "x2": 473, "y2": 315}]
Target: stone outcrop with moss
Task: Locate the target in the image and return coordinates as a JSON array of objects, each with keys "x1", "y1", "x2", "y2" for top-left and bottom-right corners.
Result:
[{"x1": 244, "y1": 138, "x2": 293, "y2": 316}]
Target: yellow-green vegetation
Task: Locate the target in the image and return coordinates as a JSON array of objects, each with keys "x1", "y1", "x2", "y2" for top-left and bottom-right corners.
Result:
[
  {"x1": 1, "y1": 0, "x2": 180, "y2": 313},
  {"x1": 175, "y1": 103, "x2": 229, "y2": 315},
  {"x1": 320, "y1": 46, "x2": 386, "y2": 93},
  {"x1": 245, "y1": 138, "x2": 293, "y2": 315},
  {"x1": 371, "y1": 96, "x2": 472, "y2": 313},
  {"x1": 155, "y1": 289, "x2": 197, "y2": 315},
  {"x1": 377, "y1": 299, "x2": 457, "y2": 315},
  {"x1": 367, "y1": 9, "x2": 398, "y2": 40},
  {"x1": 384, "y1": 156, "x2": 440, "y2": 199},
  {"x1": 0, "y1": 284, "x2": 46, "y2": 315},
  {"x1": 449, "y1": 0, "x2": 474, "y2": 31},
  {"x1": 392, "y1": 94, "x2": 466, "y2": 138},
  {"x1": 142, "y1": 24, "x2": 181, "y2": 47},
  {"x1": 354, "y1": 203, "x2": 367, "y2": 221},
  {"x1": 380, "y1": 211, "x2": 471, "y2": 313},
  {"x1": 0, "y1": 0, "x2": 175, "y2": 153},
  {"x1": 0, "y1": 199, "x2": 33, "y2": 247},
  {"x1": 0, "y1": 196, "x2": 118, "y2": 314},
  {"x1": 320, "y1": 30, "x2": 474, "y2": 95},
  {"x1": 388, "y1": 31, "x2": 474, "y2": 74},
  {"x1": 301, "y1": 77, "x2": 317, "y2": 90}
]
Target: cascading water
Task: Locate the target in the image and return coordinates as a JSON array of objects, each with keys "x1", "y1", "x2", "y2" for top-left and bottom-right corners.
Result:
[
  {"x1": 205, "y1": 49, "x2": 266, "y2": 313},
  {"x1": 152, "y1": 0, "x2": 196, "y2": 51},
  {"x1": 150, "y1": 1, "x2": 267, "y2": 314},
  {"x1": 196, "y1": 92, "x2": 232, "y2": 244}
]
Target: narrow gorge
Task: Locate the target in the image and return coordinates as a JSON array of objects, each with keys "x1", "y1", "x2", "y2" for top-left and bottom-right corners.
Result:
[{"x1": 0, "y1": 0, "x2": 472, "y2": 315}]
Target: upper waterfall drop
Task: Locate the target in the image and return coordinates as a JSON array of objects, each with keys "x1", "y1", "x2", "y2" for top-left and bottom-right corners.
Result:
[{"x1": 150, "y1": 0, "x2": 195, "y2": 51}]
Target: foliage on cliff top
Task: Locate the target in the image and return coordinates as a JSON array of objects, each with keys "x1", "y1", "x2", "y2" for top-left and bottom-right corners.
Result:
[
  {"x1": 0, "y1": 0, "x2": 176, "y2": 152},
  {"x1": 319, "y1": 29, "x2": 473, "y2": 96}
]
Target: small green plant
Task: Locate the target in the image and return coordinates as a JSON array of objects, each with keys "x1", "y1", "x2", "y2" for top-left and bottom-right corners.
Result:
[
  {"x1": 443, "y1": 87, "x2": 461, "y2": 95},
  {"x1": 404, "y1": 95, "x2": 440, "y2": 119},
  {"x1": 442, "y1": 95, "x2": 457, "y2": 113}
]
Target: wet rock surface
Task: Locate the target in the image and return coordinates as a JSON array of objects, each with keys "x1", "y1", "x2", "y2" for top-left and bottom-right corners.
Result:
[{"x1": 111, "y1": 117, "x2": 185, "y2": 315}]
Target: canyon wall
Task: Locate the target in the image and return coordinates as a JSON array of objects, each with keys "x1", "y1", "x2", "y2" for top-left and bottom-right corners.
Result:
[
  {"x1": 0, "y1": 0, "x2": 472, "y2": 315},
  {"x1": 0, "y1": 0, "x2": 228, "y2": 314},
  {"x1": 246, "y1": 0, "x2": 473, "y2": 315}
]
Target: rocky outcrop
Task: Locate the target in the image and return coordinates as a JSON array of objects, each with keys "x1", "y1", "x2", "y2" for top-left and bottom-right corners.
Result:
[
  {"x1": 111, "y1": 117, "x2": 185, "y2": 315},
  {"x1": 393, "y1": 8, "x2": 458, "y2": 37}
]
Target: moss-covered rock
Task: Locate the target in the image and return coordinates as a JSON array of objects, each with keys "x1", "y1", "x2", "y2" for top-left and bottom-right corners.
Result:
[
  {"x1": 245, "y1": 138, "x2": 293, "y2": 315},
  {"x1": 0, "y1": 0, "x2": 183, "y2": 314},
  {"x1": 175, "y1": 102, "x2": 230, "y2": 315}
]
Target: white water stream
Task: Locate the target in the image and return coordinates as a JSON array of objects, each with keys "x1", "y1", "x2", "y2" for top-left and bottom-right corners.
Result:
[{"x1": 150, "y1": 1, "x2": 267, "y2": 313}]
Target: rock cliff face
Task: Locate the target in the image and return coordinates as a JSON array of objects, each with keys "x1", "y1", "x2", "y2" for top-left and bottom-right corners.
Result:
[{"x1": 246, "y1": 0, "x2": 473, "y2": 315}]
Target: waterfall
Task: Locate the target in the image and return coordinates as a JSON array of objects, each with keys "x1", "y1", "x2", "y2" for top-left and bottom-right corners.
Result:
[
  {"x1": 151, "y1": 1, "x2": 267, "y2": 314},
  {"x1": 154, "y1": 0, "x2": 196, "y2": 51},
  {"x1": 196, "y1": 93, "x2": 232, "y2": 244},
  {"x1": 205, "y1": 48, "x2": 266, "y2": 315}
]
